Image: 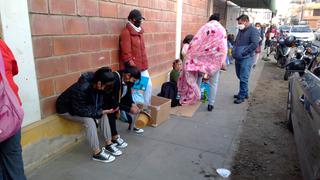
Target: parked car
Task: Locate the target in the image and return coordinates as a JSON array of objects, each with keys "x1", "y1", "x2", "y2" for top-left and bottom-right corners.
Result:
[
  {"x1": 286, "y1": 58, "x2": 320, "y2": 180},
  {"x1": 289, "y1": 25, "x2": 315, "y2": 42},
  {"x1": 279, "y1": 25, "x2": 291, "y2": 35},
  {"x1": 315, "y1": 29, "x2": 320, "y2": 40}
]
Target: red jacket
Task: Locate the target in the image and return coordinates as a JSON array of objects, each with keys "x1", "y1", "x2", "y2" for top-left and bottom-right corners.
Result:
[
  {"x1": 0, "y1": 39, "x2": 21, "y2": 105},
  {"x1": 119, "y1": 23, "x2": 148, "y2": 71}
]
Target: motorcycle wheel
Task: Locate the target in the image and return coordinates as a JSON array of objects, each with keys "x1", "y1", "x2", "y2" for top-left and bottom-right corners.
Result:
[{"x1": 277, "y1": 56, "x2": 286, "y2": 68}]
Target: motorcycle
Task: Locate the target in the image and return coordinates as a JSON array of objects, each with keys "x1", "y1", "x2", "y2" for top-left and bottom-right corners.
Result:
[
  {"x1": 274, "y1": 36, "x2": 291, "y2": 68},
  {"x1": 284, "y1": 40, "x2": 319, "y2": 80}
]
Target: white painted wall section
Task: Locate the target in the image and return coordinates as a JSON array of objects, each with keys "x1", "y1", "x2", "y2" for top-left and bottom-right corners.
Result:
[
  {"x1": 0, "y1": 0, "x2": 41, "y2": 126},
  {"x1": 175, "y1": 0, "x2": 183, "y2": 59}
]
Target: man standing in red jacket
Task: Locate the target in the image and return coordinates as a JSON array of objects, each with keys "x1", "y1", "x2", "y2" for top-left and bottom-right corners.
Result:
[{"x1": 120, "y1": 9, "x2": 152, "y2": 105}]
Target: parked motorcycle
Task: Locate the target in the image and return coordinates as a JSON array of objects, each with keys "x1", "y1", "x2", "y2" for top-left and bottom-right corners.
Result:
[
  {"x1": 274, "y1": 36, "x2": 291, "y2": 68},
  {"x1": 284, "y1": 39, "x2": 319, "y2": 80}
]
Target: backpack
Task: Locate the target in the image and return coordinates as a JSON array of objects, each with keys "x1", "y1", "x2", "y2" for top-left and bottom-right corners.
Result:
[
  {"x1": 157, "y1": 82, "x2": 180, "y2": 107},
  {"x1": 0, "y1": 50, "x2": 24, "y2": 142}
]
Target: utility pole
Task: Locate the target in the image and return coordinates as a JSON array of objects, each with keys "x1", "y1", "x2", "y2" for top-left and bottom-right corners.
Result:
[{"x1": 300, "y1": 0, "x2": 304, "y2": 22}]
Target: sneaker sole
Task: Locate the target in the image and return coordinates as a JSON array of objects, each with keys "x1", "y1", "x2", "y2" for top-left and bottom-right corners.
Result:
[
  {"x1": 106, "y1": 150, "x2": 122, "y2": 156},
  {"x1": 117, "y1": 143, "x2": 128, "y2": 149},
  {"x1": 92, "y1": 156, "x2": 115, "y2": 163}
]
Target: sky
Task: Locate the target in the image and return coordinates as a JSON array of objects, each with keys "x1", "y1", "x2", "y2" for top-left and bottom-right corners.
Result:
[{"x1": 276, "y1": 0, "x2": 291, "y2": 15}]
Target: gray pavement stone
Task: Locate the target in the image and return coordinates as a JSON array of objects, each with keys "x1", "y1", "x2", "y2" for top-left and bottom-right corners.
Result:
[{"x1": 28, "y1": 58, "x2": 265, "y2": 180}]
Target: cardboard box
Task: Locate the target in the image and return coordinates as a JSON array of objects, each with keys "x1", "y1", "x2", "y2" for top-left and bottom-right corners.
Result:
[{"x1": 148, "y1": 96, "x2": 171, "y2": 127}]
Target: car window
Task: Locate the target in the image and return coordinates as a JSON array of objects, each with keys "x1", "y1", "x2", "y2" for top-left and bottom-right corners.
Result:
[{"x1": 291, "y1": 26, "x2": 312, "y2": 33}]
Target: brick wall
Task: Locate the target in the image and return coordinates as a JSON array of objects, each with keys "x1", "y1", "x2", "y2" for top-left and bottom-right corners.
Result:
[
  {"x1": 28, "y1": 0, "x2": 177, "y2": 118},
  {"x1": 181, "y1": 0, "x2": 209, "y2": 39}
]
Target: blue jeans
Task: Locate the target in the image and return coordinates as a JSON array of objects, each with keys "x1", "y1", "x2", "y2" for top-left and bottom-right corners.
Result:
[
  {"x1": 0, "y1": 130, "x2": 26, "y2": 180},
  {"x1": 235, "y1": 57, "x2": 253, "y2": 99}
]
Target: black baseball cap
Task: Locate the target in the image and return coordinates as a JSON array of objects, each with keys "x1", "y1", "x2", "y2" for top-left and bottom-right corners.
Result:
[{"x1": 128, "y1": 9, "x2": 145, "y2": 20}]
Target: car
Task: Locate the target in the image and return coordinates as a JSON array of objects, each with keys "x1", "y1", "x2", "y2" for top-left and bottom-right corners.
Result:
[
  {"x1": 315, "y1": 29, "x2": 320, "y2": 40},
  {"x1": 286, "y1": 57, "x2": 320, "y2": 180},
  {"x1": 279, "y1": 25, "x2": 291, "y2": 34},
  {"x1": 289, "y1": 25, "x2": 315, "y2": 42}
]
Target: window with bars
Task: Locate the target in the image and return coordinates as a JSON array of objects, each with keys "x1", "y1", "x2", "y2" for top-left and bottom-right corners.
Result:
[{"x1": 314, "y1": 9, "x2": 320, "y2": 16}]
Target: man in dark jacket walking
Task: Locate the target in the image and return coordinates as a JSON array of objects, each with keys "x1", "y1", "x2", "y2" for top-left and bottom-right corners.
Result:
[
  {"x1": 56, "y1": 67, "x2": 122, "y2": 163},
  {"x1": 232, "y1": 15, "x2": 260, "y2": 104}
]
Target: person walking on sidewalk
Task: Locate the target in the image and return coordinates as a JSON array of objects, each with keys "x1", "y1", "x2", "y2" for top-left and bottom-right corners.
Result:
[
  {"x1": 120, "y1": 9, "x2": 152, "y2": 106},
  {"x1": 232, "y1": 15, "x2": 260, "y2": 104},
  {"x1": 252, "y1": 22, "x2": 264, "y2": 69},
  {"x1": 56, "y1": 67, "x2": 122, "y2": 163},
  {"x1": 0, "y1": 39, "x2": 26, "y2": 180},
  {"x1": 178, "y1": 14, "x2": 227, "y2": 106}
]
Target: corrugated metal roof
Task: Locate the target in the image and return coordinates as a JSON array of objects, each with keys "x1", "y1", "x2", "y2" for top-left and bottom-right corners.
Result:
[{"x1": 229, "y1": 0, "x2": 276, "y2": 11}]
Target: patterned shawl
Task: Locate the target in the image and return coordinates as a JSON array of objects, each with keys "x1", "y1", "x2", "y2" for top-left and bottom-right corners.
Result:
[{"x1": 178, "y1": 20, "x2": 228, "y2": 105}]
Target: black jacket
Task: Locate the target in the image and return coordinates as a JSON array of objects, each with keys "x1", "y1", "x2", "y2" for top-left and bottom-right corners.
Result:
[
  {"x1": 56, "y1": 72, "x2": 105, "y2": 118},
  {"x1": 111, "y1": 71, "x2": 134, "y2": 113}
]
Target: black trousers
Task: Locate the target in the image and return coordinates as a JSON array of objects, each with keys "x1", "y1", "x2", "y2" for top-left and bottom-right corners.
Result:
[{"x1": 107, "y1": 113, "x2": 118, "y2": 137}]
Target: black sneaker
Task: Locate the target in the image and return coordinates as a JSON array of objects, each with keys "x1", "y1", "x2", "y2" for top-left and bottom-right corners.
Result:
[
  {"x1": 234, "y1": 98, "x2": 245, "y2": 104},
  {"x1": 207, "y1": 105, "x2": 214, "y2": 112},
  {"x1": 233, "y1": 95, "x2": 249, "y2": 99},
  {"x1": 112, "y1": 136, "x2": 128, "y2": 149},
  {"x1": 105, "y1": 144, "x2": 122, "y2": 156},
  {"x1": 92, "y1": 147, "x2": 115, "y2": 163}
]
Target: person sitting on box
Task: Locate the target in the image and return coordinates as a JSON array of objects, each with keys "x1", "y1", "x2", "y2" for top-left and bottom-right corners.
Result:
[{"x1": 111, "y1": 66, "x2": 144, "y2": 134}]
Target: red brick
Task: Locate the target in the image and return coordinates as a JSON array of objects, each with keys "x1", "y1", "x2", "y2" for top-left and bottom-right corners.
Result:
[
  {"x1": 90, "y1": 51, "x2": 111, "y2": 68},
  {"x1": 125, "y1": 0, "x2": 138, "y2": 5},
  {"x1": 38, "y1": 79, "x2": 54, "y2": 98},
  {"x1": 110, "y1": 0, "x2": 124, "y2": 3},
  {"x1": 36, "y1": 57, "x2": 68, "y2": 78},
  {"x1": 80, "y1": 36, "x2": 101, "y2": 52},
  {"x1": 117, "y1": 4, "x2": 135, "y2": 19},
  {"x1": 33, "y1": 37, "x2": 52, "y2": 58},
  {"x1": 110, "y1": 64, "x2": 119, "y2": 71},
  {"x1": 30, "y1": 14, "x2": 64, "y2": 35},
  {"x1": 63, "y1": 16, "x2": 89, "y2": 34},
  {"x1": 88, "y1": 18, "x2": 108, "y2": 34},
  {"x1": 54, "y1": 73, "x2": 80, "y2": 94},
  {"x1": 139, "y1": 0, "x2": 149, "y2": 7},
  {"x1": 77, "y1": 0, "x2": 99, "y2": 17},
  {"x1": 101, "y1": 35, "x2": 119, "y2": 49},
  {"x1": 49, "y1": 0, "x2": 76, "y2": 15},
  {"x1": 28, "y1": 0, "x2": 48, "y2": 13},
  {"x1": 41, "y1": 96, "x2": 58, "y2": 117},
  {"x1": 66, "y1": 53, "x2": 92, "y2": 72},
  {"x1": 53, "y1": 36, "x2": 80, "y2": 55},
  {"x1": 110, "y1": 50, "x2": 119, "y2": 64},
  {"x1": 99, "y1": 1, "x2": 117, "y2": 18},
  {"x1": 105, "y1": 19, "x2": 125, "y2": 34}
]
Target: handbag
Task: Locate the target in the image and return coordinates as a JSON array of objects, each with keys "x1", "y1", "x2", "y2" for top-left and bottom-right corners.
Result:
[{"x1": 0, "y1": 49, "x2": 24, "y2": 142}]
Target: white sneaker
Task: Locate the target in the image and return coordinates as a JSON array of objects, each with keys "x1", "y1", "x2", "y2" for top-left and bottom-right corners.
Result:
[
  {"x1": 92, "y1": 147, "x2": 115, "y2": 163},
  {"x1": 105, "y1": 144, "x2": 122, "y2": 156},
  {"x1": 133, "y1": 127, "x2": 144, "y2": 134},
  {"x1": 112, "y1": 136, "x2": 128, "y2": 149}
]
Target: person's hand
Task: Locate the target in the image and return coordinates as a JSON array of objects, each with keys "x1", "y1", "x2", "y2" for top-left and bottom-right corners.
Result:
[
  {"x1": 128, "y1": 60, "x2": 136, "y2": 66},
  {"x1": 130, "y1": 104, "x2": 139, "y2": 114},
  {"x1": 102, "y1": 109, "x2": 115, "y2": 114},
  {"x1": 112, "y1": 107, "x2": 119, "y2": 113}
]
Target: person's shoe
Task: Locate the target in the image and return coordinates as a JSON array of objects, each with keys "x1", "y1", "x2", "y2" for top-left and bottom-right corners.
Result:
[
  {"x1": 207, "y1": 105, "x2": 214, "y2": 111},
  {"x1": 233, "y1": 95, "x2": 249, "y2": 99},
  {"x1": 234, "y1": 98, "x2": 245, "y2": 104},
  {"x1": 92, "y1": 147, "x2": 115, "y2": 163},
  {"x1": 112, "y1": 136, "x2": 128, "y2": 149},
  {"x1": 105, "y1": 144, "x2": 122, "y2": 156},
  {"x1": 133, "y1": 127, "x2": 144, "y2": 134}
]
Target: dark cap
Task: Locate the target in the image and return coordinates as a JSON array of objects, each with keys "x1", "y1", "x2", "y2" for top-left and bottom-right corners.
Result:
[
  {"x1": 236, "y1": 14, "x2": 249, "y2": 21},
  {"x1": 128, "y1": 9, "x2": 145, "y2": 20},
  {"x1": 209, "y1": 13, "x2": 220, "y2": 22}
]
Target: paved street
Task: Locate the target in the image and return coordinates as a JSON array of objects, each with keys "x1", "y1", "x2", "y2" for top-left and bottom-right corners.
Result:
[{"x1": 27, "y1": 59, "x2": 265, "y2": 180}]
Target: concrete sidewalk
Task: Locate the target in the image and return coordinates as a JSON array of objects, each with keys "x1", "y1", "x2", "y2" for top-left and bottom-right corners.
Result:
[{"x1": 27, "y1": 59, "x2": 265, "y2": 180}]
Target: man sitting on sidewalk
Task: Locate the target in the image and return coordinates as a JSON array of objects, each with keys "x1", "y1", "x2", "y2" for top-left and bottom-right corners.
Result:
[
  {"x1": 56, "y1": 67, "x2": 122, "y2": 163},
  {"x1": 112, "y1": 66, "x2": 144, "y2": 134}
]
